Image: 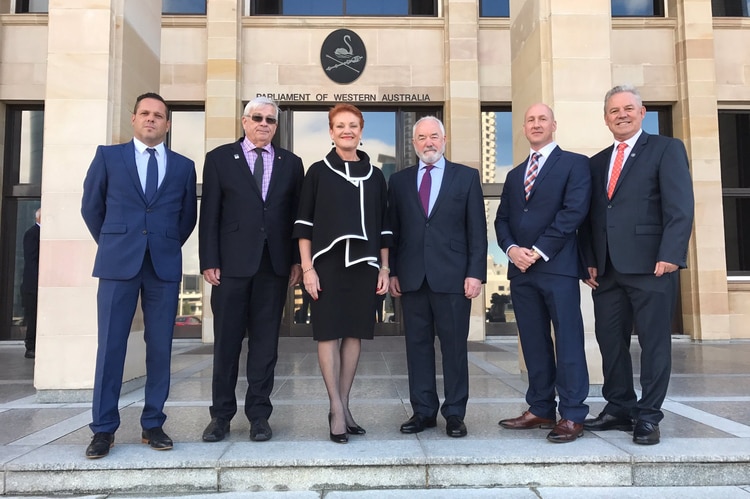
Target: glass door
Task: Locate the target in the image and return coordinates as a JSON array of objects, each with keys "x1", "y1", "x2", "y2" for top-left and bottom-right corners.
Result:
[{"x1": 277, "y1": 105, "x2": 441, "y2": 336}]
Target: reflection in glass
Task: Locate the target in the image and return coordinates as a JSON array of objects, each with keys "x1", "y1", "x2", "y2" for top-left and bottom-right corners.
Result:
[
  {"x1": 480, "y1": 0, "x2": 510, "y2": 17},
  {"x1": 19, "y1": 111, "x2": 44, "y2": 184},
  {"x1": 484, "y1": 199, "x2": 514, "y2": 324},
  {"x1": 611, "y1": 0, "x2": 657, "y2": 16},
  {"x1": 163, "y1": 0, "x2": 207, "y2": 14},
  {"x1": 169, "y1": 110, "x2": 206, "y2": 180},
  {"x1": 481, "y1": 110, "x2": 513, "y2": 184},
  {"x1": 16, "y1": 0, "x2": 48, "y2": 13},
  {"x1": 723, "y1": 198, "x2": 750, "y2": 272},
  {"x1": 347, "y1": 0, "x2": 408, "y2": 15},
  {"x1": 12, "y1": 200, "x2": 41, "y2": 330}
]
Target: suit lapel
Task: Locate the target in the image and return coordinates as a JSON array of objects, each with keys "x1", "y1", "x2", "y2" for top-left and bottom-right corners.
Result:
[
  {"x1": 231, "y1": 139, "x2": 263, "y2": 198},
  {"x1": 122, "y1": 141, "x2": 147, "y2": 203},
  {"x1": 430, "y1": 161, "x2": 455, "y2": 218},
  {"x1": 265, "y1": 149, "x2": 285, "y2": 199}
]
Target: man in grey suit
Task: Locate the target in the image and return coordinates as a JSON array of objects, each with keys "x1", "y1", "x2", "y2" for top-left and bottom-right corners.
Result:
[
  {"x1": 388, "y1": 116, "x2": 487, "y2": 438},
  {"x1": 81, "y1": 92, "x2": 198, "y2": 458},
  {"x1": 579, "y1": 84, "x2": 694, "y2": 445}
]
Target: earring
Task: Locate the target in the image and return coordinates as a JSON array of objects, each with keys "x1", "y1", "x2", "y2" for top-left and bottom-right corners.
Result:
[
  {"x1": 359, "y1": 140, "x2": 363, "y2": 146},
  {"x1": 331, "y1": 141, "x2": 334, "y2": 146}
]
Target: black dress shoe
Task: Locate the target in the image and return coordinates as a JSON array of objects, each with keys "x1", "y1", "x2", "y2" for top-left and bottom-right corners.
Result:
[
  {"x1": 142, "y1": 427, "x2": 173, "y2": 450},
  {"x1": 24, "y1": 350, "x2": 35, "y2": 359},
  {"x1": 400, "y1": 414, "x2": 437, "y2": 434},
  {"x1": 85, "y1": 432, "x2": 114, "y2": 459},
  {"x1": 250, "y1": 418, "x2": 272, "y2": 442},
  {"x1": 202, "y1": 417, "x2": 230, "y2": 442},
  {"x1": 328, "y1": 414, "x2": 348, "y2": 444},
  {"x1": 583, "y1": 412, "x2": 634, "y2": 432},
  {"x1": 446, "y1": 416, "x2": 467, "y2": 438},
  {"x1": 633, "y1": 420, "x2": 660, "y2": 445},
  {"x1": 346, "y1": 423, "x2": 366, "y2": 435}
]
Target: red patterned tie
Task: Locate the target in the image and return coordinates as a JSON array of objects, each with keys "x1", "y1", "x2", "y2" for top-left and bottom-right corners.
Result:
[
  {"x1": 524, "y1": 152, "x2": 540, "y2": 200},
  {"x1": 607, "y1": 142, "x2": 627, "y2": 199}
]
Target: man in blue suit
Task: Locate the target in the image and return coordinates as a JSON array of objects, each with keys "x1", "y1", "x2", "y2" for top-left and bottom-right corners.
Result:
[
  {"x1": 495, "y1": 103, "x2": 591, "y2": 443},
  {"x1": 81, "y1": 93, "x2": 197, "y2": 458},
  {"x1": 580, "y1": 85, "x2": 694, "y2": 445},
  {"x1": 388, "y1": 116, "x2": 487, "y2": 438}
]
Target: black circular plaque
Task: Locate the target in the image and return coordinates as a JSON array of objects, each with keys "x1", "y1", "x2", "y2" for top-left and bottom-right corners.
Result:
[{"x1": 320, "y1": 29, "x2": 367, "y2": 84}]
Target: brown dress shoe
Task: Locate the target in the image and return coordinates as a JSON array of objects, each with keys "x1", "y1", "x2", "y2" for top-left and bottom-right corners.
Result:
[
  {"x1": 499, "y1": 410, "x2": 555, "y2": 429},
  {"x1": 546, "y1": 419, "x2": 584, "y2": 443}
]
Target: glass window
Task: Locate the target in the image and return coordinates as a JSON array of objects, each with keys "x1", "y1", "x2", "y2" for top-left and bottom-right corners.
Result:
[
  {"x1": 480, "y1": 0, "x2": 510, "y2": 17},
  {"x1": 251, "y1": 0, "x2": 435, "y2": 16},
  {"x1": 167, "y1": 108, "x2": 206, "y2": 337},
  {"x1": 712, "y1": 0, "x2": 750, "y2": 16},
  {"x1": 612, "y1": 0, "x2": 664, "y2": 16},
  {"x1": 15, "y1": 0, "x2": 48, "y2": 13},
  {"x1": 481, "y1": 108, "x2": 513, "y2": 184},
  {"x1": 163, "y1": 0, "x2": 206, "y2": 14},
  {"x1": 718, "y1": 111, "x2": 750, "y2": 273},
  {"x1": 1, "y1": 106, "x2": 44, "y2": 340}
]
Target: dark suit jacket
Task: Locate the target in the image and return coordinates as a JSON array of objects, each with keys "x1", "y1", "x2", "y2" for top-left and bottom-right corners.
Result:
[
  {"x1": 388, "y1": 160, "x2": 487, "y2": 294},
  {"x1": 81, "y1": 141, "x2": 197, "y2": 282},
  {"x1": 199, "y1": 139, "x2": 304, "y2": 277},
  {"x1": 580, "y1": 132, "x2": 694, "y2": 275},
  {"x1": 495, "y1": 146, "x2": 591, "y2": 280},
  {"x1": 21, "y1": 223, "x2": 40, "y2": 294}
]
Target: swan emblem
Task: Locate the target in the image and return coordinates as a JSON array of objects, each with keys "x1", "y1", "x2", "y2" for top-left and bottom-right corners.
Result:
[{"x1": 334, "y1": 35, "x2": 354, "y2": 59}]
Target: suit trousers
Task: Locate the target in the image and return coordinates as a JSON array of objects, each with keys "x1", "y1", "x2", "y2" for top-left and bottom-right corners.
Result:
[
  {"x1": 592, "y1": 258, "x2": 678, "y2": 424},
  {"x1": 209, "y1": 244, "x2": 288, "y2": 423},
  {"x1": 510, "y1": 272, "x2": 589, "y2": 423},
  {"x1": 90, "y1": 251, "x2": 179, "y2": 434},
  {"x1": 22, "y1": 291, "x2": 37, "y2": 351},
  {"x1": 401, "y1": 280, "x2": 471, "y2": 420}
]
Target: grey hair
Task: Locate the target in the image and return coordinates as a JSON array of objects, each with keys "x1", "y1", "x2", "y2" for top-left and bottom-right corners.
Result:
[
  {"x1": 243, "y1": 97, "x2": 280, "y2": 119},
  {"x1": 604, "y1": 84, "x2": 643, "y2": 112},
  {"x1": 413, "y1": 116, "x2": 446, "y2": 137}
]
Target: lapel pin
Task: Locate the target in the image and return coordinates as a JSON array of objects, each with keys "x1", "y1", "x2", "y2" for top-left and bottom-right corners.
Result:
[{"x1": 234, "y1": 154, "x2": 240, "y2": 159}]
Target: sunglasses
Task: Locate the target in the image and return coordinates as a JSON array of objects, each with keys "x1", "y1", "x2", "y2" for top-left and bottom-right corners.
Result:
[{"x1": 249, "y1": 114, "x2": 278, "y2": 125}]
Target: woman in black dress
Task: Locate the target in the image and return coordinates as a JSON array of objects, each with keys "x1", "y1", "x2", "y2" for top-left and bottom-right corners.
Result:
[{"x1": 294, "y1": 104, "x2": 391, "y2": 443}]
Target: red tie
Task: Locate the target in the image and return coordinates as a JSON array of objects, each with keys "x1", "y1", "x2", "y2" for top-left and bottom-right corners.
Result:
[{"x1": 607, "y1": 142, "x2": 627, "y2": 199}]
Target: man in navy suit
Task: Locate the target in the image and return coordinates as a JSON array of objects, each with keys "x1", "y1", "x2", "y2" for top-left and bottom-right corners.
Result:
[
  {"x1": 580, "y1": 85, "x2": 694, "y2": 445},
  {"x1": 81, "y1": 93, "x2": 198, "y2": 458},
  {"x1": 21, "y1": 208, "x2": 41, "y2": 359},
  {"x1": 388, "y1": 116, "x2": 487, "y2": 438},
  {"x1": 494, "y1": 103, "x2": 591, "y2": 443},
  {"x1": 199, "y1": 97, "x2": 304, "y2": 443}
]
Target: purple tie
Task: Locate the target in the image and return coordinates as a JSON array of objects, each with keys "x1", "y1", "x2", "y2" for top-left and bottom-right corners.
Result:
[{"x1": 419, "y1": 164, "x2": 435, "y2": 216}]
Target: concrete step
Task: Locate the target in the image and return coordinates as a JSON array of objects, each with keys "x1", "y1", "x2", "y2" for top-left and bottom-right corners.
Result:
[{"x1": 4, "y1": 436, "x2": 750, "y2": 495}]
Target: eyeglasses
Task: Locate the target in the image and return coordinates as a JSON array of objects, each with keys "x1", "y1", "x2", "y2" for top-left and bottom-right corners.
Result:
[{"x1": 248, "y1": 114, "x2": 278, "y2": 125}]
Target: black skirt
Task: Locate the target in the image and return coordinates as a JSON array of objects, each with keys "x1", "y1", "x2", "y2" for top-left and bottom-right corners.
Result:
[{"x1": 310, "y1": 242, "x2": 378, "y2": 341}]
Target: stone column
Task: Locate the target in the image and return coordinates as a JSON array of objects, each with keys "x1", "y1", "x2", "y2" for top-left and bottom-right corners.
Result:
[
  {"x1": 200, "y1": 0, "x2": 243, "y2": 343},
  {"x1": 510, "y1": 0, "x2": 613, "y2": 385},
  {"x1": 444, "y1": 0, "x2": 485, "y2": 340},
  {"x1": 35, "y1": 0, "x2": 162, "y2": 401},
  {"x1": 668, "y1": 0, "x2": 731, "y2": 340}
]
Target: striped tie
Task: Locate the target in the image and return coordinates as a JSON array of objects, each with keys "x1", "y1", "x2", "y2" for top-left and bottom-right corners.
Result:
[{"x1": 524, "y1": 152, "x2": 540, "y2": 200}]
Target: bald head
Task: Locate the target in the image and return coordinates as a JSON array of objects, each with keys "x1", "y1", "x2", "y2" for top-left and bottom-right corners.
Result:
[{"x1": 523, "y1": 103, "x2": 557, "y2": 150}]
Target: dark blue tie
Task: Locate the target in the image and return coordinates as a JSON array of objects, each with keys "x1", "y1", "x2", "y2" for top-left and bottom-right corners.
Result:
[{"x1": 145, "y1": 148, "x2": 158, "y2": 202}]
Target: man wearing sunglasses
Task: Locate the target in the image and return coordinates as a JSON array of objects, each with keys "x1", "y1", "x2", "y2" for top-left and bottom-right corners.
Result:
[{"x1": 199, "y1": 97, "x2": 304, "y2": 443}]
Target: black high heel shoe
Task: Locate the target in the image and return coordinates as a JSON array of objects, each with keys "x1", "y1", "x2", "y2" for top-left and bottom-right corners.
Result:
[
  {"x1": 346, "y1": 423, "x2": 366, "y2": 435},
  {"x1": 328, "y1": 413, "x2": 348, "y2": 444}
]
